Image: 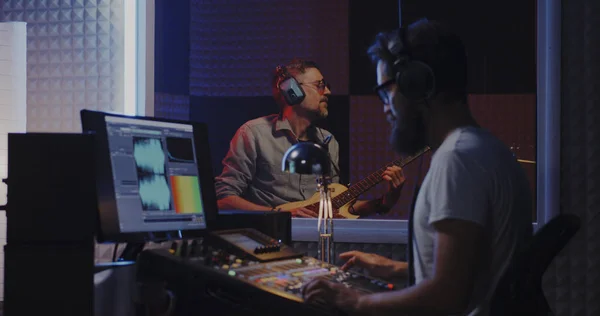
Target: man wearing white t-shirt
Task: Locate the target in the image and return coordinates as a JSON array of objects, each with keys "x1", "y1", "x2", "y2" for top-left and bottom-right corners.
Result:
[{"x1": 302, "y1": 18, "x2": 533, "y2": 316}]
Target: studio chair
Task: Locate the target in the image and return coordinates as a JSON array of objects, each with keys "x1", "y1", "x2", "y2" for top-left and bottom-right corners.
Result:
[{"x1": 490, "y1": 214, "x2": 581, "y2": 316}]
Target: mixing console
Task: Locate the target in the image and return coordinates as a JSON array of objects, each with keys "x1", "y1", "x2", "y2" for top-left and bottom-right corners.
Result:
[
  {"x1": 222, "y1": 256, "x2": 395, "y2": 301},
  {"x1": 137, "y1": 229, "x2": 401, "y2": 315}
]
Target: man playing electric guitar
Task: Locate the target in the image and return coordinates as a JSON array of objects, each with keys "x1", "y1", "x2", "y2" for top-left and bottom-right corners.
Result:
[
  {"x1": 277, "y1": 147, "x2": 430, "y2": 219},
  {"x1": 215, "y1": 58, "x2": 406, "y2": 218}
]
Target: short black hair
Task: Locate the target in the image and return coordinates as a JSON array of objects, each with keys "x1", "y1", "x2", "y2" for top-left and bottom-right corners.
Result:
[
  {"x1": 368, "y1": 18, "x2": 468, "y2": 102},
  {"x1": 272, "y1": 58, "x2": 321, "y2": 108}
]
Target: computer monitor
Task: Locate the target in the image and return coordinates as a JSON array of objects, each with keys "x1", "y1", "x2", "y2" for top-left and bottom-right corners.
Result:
[{"x1": 81, "y1": 110, "x2": 218, "y2": 243}]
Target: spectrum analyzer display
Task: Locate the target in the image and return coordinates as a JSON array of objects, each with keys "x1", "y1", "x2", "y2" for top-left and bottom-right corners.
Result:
[{"x1": 105, "y1": 116, "x2": 206, "y2": 233}]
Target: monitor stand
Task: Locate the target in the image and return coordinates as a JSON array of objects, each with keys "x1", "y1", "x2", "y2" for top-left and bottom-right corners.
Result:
[
  {"x1": 119, "y1": 242, "x2": 146, "y2": 261},
  {"x1": 118, "y1": 230, "x2": 184, "y2": 262}
]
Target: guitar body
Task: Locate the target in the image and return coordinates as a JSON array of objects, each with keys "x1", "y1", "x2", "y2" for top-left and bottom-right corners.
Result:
[
  {"x1": 277, "y1": 147, "x2": 430, "y2": 220},
  {"x1": 276, "y1": 183, "x2": 359, "y2": 219}
]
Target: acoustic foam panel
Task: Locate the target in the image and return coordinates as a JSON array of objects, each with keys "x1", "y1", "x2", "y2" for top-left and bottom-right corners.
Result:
[{"x1": 189, "y1": 0, "x2": 349, "y2": 97}]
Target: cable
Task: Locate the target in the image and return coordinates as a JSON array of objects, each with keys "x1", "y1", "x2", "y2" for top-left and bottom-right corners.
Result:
[
  {"x1": 318, "y1": 129, "x2": 341, "y2": 181},
  {"x1": 112, "y1": 243, "x2": 119, "y2": 262}
]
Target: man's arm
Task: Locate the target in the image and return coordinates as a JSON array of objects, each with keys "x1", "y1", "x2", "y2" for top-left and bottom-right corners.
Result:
[
  {"x1": 326, "y1": 136, "x2": 391, "y2": 216},
  {"x1": 215, "y1": 125, "x2": 269, "y2": 211},
  {"x1": 217, "y1": 196, "x2": 271, "y2": 211},
  {"x1": 215, "y1": 125, "x2": 317, "y2": 217},
  {"x1": 351, "y1": 196, "x2": 396, "y2": 217},
  {"x1": 355, "y1": 151, "x2": 488, "y2": 315},
  {"x1": 324, "y1": 135, "x2": 402, "y2": 216},
  {"x1": 355, "y1": 219, "x2": 484, "y2": 315},
  {"x1": 350, "y1": 165, "x2": 406, "y2": 216},
  {"x1": 326, "y1": 135, "x2": 382, "y2": 216}
]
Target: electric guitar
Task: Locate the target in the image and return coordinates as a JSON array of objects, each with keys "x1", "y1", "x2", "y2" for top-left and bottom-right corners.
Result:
[{"x1": 276, "y1": 147, "x2": 431, "y2": 219}]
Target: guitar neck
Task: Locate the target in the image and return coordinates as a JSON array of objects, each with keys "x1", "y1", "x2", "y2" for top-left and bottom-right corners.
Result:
[{"x1": 332, "y1": 147, "x2": 431, "y2": 208}]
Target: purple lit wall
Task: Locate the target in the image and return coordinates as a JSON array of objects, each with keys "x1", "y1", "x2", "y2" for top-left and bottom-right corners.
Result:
[
  {"x1": 189, "y1": 0, "x2": 349, "y2": 97},
  {"x1": 153, "y1": 0, "x2": 536, "y2": 220},
  {"x1": 154, "y1": 0, "x2": 400, "y2": 212}
]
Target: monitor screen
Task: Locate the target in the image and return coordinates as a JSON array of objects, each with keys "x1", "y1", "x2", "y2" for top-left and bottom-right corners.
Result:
[
  {"x1": 105, "y1": 115, "x2": 206, "y2": 231},
  {"x1": 81, "y1": 110, "x2": 217, "y2": 243}
]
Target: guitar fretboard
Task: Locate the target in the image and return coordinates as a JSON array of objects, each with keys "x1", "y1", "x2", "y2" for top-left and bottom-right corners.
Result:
[{"x1": 331, "y1": 147, "x2": 431, "y2": 209}]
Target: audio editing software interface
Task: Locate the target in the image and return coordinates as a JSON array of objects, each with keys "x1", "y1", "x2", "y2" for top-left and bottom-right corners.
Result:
[{"x1": 105, "y1": 116, "x2": 206, "y2": 233}]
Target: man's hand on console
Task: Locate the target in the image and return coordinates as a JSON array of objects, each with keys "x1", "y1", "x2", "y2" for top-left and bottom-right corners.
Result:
[
  {"x1": 339, "y1": 251, "x2": 407, "y2": 279},
  {"x1": 302, "y1": 277, "x2": 363, "y2": 315}
]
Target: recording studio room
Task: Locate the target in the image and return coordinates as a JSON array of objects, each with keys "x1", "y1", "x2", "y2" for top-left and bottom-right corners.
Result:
[{"x1": 0, "y1": 0, "x2": 598, "y2": 315}]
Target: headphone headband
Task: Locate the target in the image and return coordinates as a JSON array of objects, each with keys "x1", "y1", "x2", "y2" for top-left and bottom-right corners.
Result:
[
  {"x1": 390, "y1": 27, "x2": 436, "y2": 101},
  {"x1": 389, "y1": 28, "x2": 408, "y2": 59}
]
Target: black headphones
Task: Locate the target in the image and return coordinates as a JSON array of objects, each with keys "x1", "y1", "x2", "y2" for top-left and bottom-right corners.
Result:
[
  {"x1": 275, "y1": 65, "x2": 306, "y2": 106},
  {"x1": 389, "y1": 27, "x2": 436, "y2": 101}
]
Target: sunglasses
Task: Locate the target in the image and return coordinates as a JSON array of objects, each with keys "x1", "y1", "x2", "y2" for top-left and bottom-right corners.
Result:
[
  {"x1": 373, "y1": 79, "x2": 395, "y2": 104},
  {"x1": 300, "y1": 79, "x2": 331, "y2": 94}
]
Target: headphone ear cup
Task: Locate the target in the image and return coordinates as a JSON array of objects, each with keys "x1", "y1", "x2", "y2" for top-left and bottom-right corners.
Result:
[
  {"x1": 279, "y1": 77, "x2": 306, "y2": 106},
  {"x1": 396, "y1": 61, "x2": 436, "y2": 101}
]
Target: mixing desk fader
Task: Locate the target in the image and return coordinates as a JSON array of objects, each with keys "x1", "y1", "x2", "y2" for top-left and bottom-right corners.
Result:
[{"x1": 226, "y1": 256, "x2": 396, "y2": 301}]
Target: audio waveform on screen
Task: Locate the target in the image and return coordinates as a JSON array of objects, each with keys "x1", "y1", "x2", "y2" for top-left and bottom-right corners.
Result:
[
  {"x1": 133, "y1": 137, "x2": 172, "y2": 211},
  {"x1": 139, "y1": 175, "x2": 172, "y2": 211},
  {"x1": 166, "y1": 137, "x2": 195, "y2": 163},
  {"x1": 133, "y1": 138, "x2": 166, "y2": 174}
]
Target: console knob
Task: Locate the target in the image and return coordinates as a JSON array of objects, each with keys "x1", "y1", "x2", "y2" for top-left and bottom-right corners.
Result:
[
  {"x1": 179, "y1": 241, "x2": 188, "y2": 257},
  {"x1": 168, "y1": 242, "x2": 178, "y2": 255}
]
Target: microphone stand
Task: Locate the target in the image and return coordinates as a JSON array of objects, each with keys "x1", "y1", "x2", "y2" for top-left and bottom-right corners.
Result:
[{"x1": 316, "y1": 175, "x2": 334, "y2": 264}]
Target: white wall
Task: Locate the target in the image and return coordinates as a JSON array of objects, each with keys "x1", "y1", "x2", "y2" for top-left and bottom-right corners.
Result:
[
  {"x1": 0, "y1": 21, "x2": 27, "y2": 301},
  {"x1": 3, "y1": 0, "x2": 126, "y2": 132},
  {"x1": 1, "y1": 0, "x2": 127, "y2": 300}
]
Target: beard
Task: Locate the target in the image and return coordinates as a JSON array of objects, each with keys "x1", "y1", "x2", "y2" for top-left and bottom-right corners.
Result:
[
  {"x1": 299, "y1": 101, "x2": 328, "y2": 120},
  {"x1": 390, "y1": 109, "x2": 428, "y2": 156},
  {"x1": 316, "y1": 104, "x2": 328, "y2": 118}
]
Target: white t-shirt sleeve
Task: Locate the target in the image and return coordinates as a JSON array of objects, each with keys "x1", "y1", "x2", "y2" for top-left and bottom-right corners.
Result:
[{"x1": 427, "y1": 150, "x2": 489, "y2": 227}]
